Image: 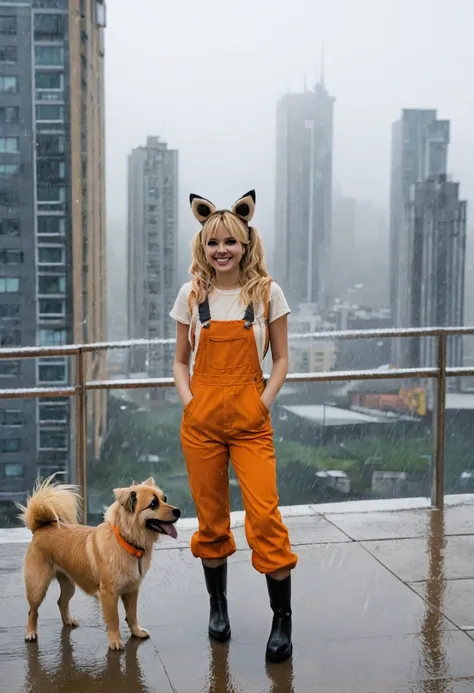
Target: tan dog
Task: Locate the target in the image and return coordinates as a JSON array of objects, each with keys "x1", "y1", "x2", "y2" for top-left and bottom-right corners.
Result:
[{"x1": 17, "y1": 474, "x2": 181, "y2": 650}]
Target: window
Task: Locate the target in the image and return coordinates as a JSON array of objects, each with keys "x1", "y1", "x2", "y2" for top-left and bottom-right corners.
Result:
[
  {"x1": 36, "y1": 134, "x2": 65, "y2": 155},
  {"x1": 0, "y1": 360, "x2": 19, "y2": 376},
  {"x1": 38, "y1": 275, "x2": 64, "y2": 294},
  {"x1": 35, "y1": 46, "x2": 64, "y2": 66},
  {"x1": 0, "y1": 304, "x2": 19, "y2": 318},
  {"x1": 33, "y1": 0, "x2": 68, "y2": 7},
  {"x1": 0, "y1": 329, "x2": 20, "y2": 345},
  {"x1": 0, "y1": 106, "x2": 18, "y2": 124},
  {"x1": 0, "y1": 137, "x2": 19, "y2": 153},
  {"x1": 0, "y1": 190, "x2": 19, "y2": 206},
  {"x1": 38, "y1": 246, "x2": 64, "y2": 264},
  {"x1": 37, "y1": 160, "x2": 65, "y2": 180},
  {"x1": 0, "y1": 75, "x2": 17, "y2": 93},
  {"x1": 0, "y1": 250, "x2": 23, "y2": 265},
  {"x1": 96, "y1": 0, "x2": 106, "y2": 28},
  {"x1": 34, "y1": 13, "x2": 66, "y2": 40},
  {"x1": 39, "y1": 298, "x2": 64, "y2": 317},
  {"x1": 39, "y1": 429, "x2": 67, "y2": 449},
  {"x1": 39, "y1": 401, "x2": 68, "y2": 423},
  {"x1": 38, "y1": 362, "x2": 66, "y2": 383},
  {"x1": 0, "y1": 409, "x2": 21, "y2": 426},
  {"x1": 37, "y1": 216, "x2": 64, "y2": 235},
  {"x1": 0, "y1": 277, "x2": 19, "y2": 292},
  {"x1": 0, "y1": 46, "x2": 16, "y2": 63},
  {"x1": 0, "y1": 163, "x2": 19, "y2": 177},
  {"x1": 39, "y1": 329, "x2": 66, "y2": 346},
  {"x1": 35, "y1": 105, "x2": 64, "y2": 122},
  {"x1": 4, "y1": 463, "x2": 22, "y2": 477},
  {"x1": 0, "y1": 16, "x2": 16, "y2": 35},
  {"x1": 0, "y1": 218, "x2": 19, "y2": 235},
  {"x1": 0, "y1": 438, "x2": 20, "y2": 453},
  {"x1": 35, "y1": 71, "x2": 63, "y2": 90},
  {"x1": 37, "y1": 185, "x2": 65, "y2": 203}
]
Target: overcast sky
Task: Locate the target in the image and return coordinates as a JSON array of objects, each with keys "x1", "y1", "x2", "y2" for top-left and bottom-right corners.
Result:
[{"x1": 105, "y1": 0, "x2": 474, "y2": 247}]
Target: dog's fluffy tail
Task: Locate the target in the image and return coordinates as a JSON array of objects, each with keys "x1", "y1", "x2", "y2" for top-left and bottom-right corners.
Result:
[{"x1": 16, "y1": 474, "x2": 81, "y2": 533}]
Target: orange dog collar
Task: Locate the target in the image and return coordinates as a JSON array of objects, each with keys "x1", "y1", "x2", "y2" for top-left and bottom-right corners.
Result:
[{"x1": 112, "y1": 525, "x2": 145, "y2": 558}]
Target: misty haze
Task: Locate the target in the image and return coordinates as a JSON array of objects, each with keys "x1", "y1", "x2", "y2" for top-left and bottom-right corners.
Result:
[{"x1": 1, "y1": 0, "x2": 474, "y2": 690}]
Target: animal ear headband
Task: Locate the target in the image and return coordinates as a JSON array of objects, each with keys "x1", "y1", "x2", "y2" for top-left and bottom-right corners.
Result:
[{"x1": 189, "y1": 190, "x2": 256, "y2": 226}]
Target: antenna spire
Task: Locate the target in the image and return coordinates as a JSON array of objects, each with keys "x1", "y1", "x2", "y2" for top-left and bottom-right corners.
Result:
[{"x1": 320, "y1": 43, "x2": 325, "y2": 87}]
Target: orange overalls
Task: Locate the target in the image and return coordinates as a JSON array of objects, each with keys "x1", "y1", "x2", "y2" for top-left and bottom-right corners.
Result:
[{"x1": 180, "y1": 296, "x2": 298, "y2": 575}]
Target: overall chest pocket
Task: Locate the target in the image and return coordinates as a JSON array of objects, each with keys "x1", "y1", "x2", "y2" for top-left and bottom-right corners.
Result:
[{"x1": 205, "y1": 335, "x2": 250, "y2": 371}]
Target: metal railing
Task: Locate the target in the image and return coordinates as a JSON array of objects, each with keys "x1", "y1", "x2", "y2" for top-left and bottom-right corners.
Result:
[{"x1": 1, "y1": 325, "x2": 474, "y2": 519}]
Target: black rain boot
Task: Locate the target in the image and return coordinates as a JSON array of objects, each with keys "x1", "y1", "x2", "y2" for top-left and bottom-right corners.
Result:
[
  {"x1": 203, "y1": 562, "x2": 231, "y2": 642},
  {"x1": 265, "y1": 574, "x2": 292, "y2": 662}
]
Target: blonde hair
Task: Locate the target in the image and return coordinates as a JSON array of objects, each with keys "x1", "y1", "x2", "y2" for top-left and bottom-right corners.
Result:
[{"x1": 187, "y1": 211, "x2": 271, "y2": 313}]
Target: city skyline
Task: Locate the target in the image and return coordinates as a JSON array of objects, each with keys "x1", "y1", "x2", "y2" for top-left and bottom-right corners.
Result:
[{"x1": 105, "y1": 0, "x2": 474, "y2": 247}]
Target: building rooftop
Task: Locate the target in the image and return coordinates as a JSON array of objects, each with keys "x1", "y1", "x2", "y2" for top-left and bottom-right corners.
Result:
[
  {"x1": 3, "y1": 496, "x2": 474, "y2": 692},
  {"x1": 281, "y1": 403, "x2": 414, "y2": 426}
]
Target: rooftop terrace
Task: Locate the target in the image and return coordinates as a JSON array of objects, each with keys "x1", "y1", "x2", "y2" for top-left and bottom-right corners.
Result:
[{"x1": 2, "y1": 496, "x2": 474, "y2": 692}]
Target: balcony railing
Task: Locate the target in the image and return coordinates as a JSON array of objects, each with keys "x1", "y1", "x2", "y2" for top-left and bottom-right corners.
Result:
[{"x1": 1, "y1": 325, "x2": 474, "y2": 520}]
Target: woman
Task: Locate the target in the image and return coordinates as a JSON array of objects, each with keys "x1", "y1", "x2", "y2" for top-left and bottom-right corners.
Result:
[{"x1": 170, "y1": 190, "x2": 298, "y2": 662}]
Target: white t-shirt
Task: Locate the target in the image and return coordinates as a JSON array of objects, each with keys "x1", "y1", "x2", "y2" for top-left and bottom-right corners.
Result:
[{"x1": 170, "y1": 281, "x2": 290, "y2": 372}]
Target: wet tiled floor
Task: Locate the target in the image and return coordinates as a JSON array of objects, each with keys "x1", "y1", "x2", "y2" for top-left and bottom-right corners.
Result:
[{"x1": 2, "y1": 500, "x2": 474, "y2": 692}]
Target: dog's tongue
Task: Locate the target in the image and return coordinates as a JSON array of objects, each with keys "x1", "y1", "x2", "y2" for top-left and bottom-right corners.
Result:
[{"x1": 161, "y1": 523, "x2": 178, "y2": 539}]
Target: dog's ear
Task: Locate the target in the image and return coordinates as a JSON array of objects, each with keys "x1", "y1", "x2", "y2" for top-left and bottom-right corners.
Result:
[
  {"x1": 141, "y1": 476, "x2": 156, "y2": 487},
  {"x1": 230, "y1": 189, "x2": 256, "y2": 223},
  {"x1": 113, "y1": 487, "x2": 137, "y2": 512},
  {"x1": 190, "y1": 194, "x2": 217, "y2": 224}
]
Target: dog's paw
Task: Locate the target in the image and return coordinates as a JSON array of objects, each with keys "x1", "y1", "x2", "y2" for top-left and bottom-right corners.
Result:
[
  {"x1": 25, "y1": 631, "x2": 38, "y2": 643},
  {"x1": 63, "y1": 615, "x2": 79, "y2": 628},
  {"x1": 131, "y1": 626, "x2": 150, "y2": 639},
  {"x1": 108, "y1": 635, "x2": 125, "y2": 651}
]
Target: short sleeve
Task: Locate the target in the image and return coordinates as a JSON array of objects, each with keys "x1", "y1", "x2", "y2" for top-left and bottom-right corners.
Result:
[
  {"x1": 268, "y1": 282, "x2": 291, "y2": 323},
  {"x1": 170, "y1": 283, "x2": 192, "y2": 325}
]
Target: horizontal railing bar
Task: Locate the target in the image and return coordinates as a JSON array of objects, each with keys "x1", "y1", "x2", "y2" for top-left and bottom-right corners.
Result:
[
  {"x1": 2, "y1": 365, "x2": 470, "y2": 399},
  {"x1": 0, "y1": 345, "x2": 82, "y2": 359},
  {"x1": 86, "y1": 367, "x2": 439, "y2": 392},
  {"x1": 0, "y1": 386, "x2": 77, "y2": 399},
  {"x1": 446, "y1": 366, "x2": 474, "y2": 377},
  {"x1": 0, "y1": 325, "x2": 473, "y2": 360},
  {"x1": 87, "y1": 378, "x2": 175, "y2": 390},
  {"x1": 284, "y1": 367, "x2": 439, "y2": 382}
]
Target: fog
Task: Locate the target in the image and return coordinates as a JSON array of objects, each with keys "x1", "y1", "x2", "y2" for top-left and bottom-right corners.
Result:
[{"x1": 105, "y1": 0, "x2": 474, "y2": 251}]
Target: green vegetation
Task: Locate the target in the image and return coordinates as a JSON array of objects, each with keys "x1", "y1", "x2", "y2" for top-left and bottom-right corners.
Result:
[{"x1": 86, "y1": 395, "x2": 473, "y2": 523}]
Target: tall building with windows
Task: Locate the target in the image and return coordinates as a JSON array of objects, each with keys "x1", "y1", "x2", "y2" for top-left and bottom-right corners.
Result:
[
  {"x1": 389, "y1": 109, "x2": 450, "y2": 328},
  {"x1": 390, "y1": 109, "x2": 466, "y2": 370},
  {"x1": 403, "y1": 174, "x2": 466, "y2": 369},
  {"x1": 274, "y1": 80, "x2": 335, "y2": 311},
  {"x1": 127, "y1": 136, "x2": 179, "y2": 384},
  {"x1": 0, "y1": 0, "x2": 107, "y2": 505}
]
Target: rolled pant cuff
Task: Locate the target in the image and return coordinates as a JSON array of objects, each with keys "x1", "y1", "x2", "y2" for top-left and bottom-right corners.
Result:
[
  {"x1": 190, "y1": 535, "x2": 237, "y2": 561},
  {"x1": 252, "y1": 554, "x2": 299, "y2": 575}
]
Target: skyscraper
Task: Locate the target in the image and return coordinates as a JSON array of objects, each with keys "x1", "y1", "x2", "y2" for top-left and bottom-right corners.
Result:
[
  {"x1": 390, "y1": 109, "x2": 466, "y2": 369},
  {"x1": 404, "y1": 174, "x2": 466, "y2": 368},
  {"x1": 127, "y1": 136, "x2": 179, "y2": 382},
  {"x1": 274, "y1": 79, "x2": 335, "y2": 310},
  {"x1": 0, "y1": 0, "x2": 107, "y2": 505},
  {"x1": 389, "y1": 109, "x2": 449, "y2": 326}
]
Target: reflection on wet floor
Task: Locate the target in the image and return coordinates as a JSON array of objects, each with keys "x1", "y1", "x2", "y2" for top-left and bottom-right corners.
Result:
[
  {"x1": 24, "y1": 631, "x2": 153, "y2": 693},
  {"x1": 3, "y1": 503, "x2": 474, "y2": 691}
]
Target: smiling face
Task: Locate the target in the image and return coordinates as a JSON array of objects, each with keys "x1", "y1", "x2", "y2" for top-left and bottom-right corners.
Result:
[
  {"x1": 204, "y1": 220, "x2": 246, "y2": 279},
  {"x1": 112, "y1": 477, "x2": 181, "y2": 544}
]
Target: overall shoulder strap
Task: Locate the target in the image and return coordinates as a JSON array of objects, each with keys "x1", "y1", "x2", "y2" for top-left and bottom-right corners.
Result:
[
  {"x1": 263, "y1": 296, "x2": 271, "y2": 357},
  {"x1": 243, "y1": 303, "x2": 255, "y2": 329},
  {"x1": 198, "y1": 295, "x2": 211, "y2": 328}
]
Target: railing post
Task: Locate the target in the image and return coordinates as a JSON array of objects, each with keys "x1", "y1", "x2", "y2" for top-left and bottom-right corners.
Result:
[
  {"x1": 75, "y1": 348, "x2": 87, "y2": 523},
  {"x1": 431, "y1": 333, "x2": 447, "y2": 509}
]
